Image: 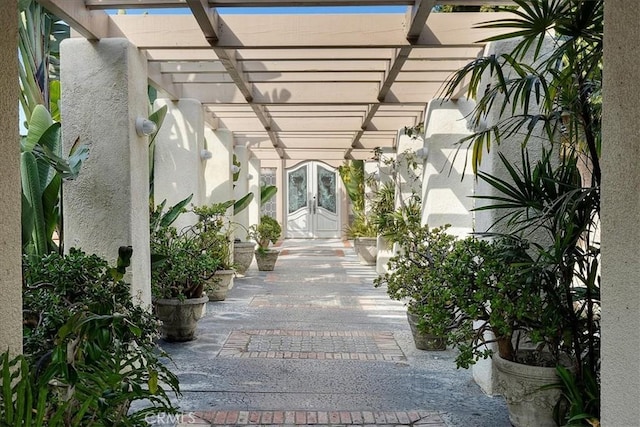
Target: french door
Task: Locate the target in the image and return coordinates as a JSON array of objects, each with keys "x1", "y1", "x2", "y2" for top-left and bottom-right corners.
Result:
[{"x1": 286, "y1": 162, "x2": 340, "y2": 238}]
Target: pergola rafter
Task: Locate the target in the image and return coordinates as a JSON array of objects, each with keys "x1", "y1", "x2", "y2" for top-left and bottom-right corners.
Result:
[{"x1": 39, "y1": 0, "x2": 512, "y2": 160}]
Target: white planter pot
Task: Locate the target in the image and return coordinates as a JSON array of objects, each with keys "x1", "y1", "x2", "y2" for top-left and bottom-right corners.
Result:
[{"x1": 493, "y1": 353, "x2": 565, "y2": 427}]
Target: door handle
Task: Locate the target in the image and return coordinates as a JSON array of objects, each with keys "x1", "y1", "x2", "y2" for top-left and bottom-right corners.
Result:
[{"x1": 312, "y1": 196, "x2": 317, "y2": 214}]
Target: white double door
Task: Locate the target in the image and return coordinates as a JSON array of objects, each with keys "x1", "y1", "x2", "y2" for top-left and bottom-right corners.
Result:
[{"x1": 286, "y1": 162, "x2": 341, "y2": 238}]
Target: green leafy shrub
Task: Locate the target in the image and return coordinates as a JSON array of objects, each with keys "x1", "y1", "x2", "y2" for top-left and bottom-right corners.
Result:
[
  {"x1": 22, "y1": 247, "x2": 159, "y2": 364},
  {"x1": 374, "y1": 224, "x2": 456, "y2": 337},
  {"x1": 249, "y1": 215, "x2": 282, "y2": 250}
]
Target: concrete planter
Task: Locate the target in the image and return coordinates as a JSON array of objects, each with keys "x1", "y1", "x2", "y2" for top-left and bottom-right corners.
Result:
[
  {"x1": 493, "y1": 353, "x2": 564, "y2": 427},
  {"x1": 233, "y1": 241, "x2": 255, "y2": 275},
  {"x1": 354, "y1": 237, "x2": 377, "y2": 265},
  {"x1": 255, "y1": 249, "x2": 280, "y2": 271},
  {"x1": 154, "y1": 296, "x2": 208, "y2": 342},
  {"x1": 206, "y1": 270, "x2": 235, "y2": 301},
  {"x1": 406, "y1": 310, "x2": 446, "y2": 351}
]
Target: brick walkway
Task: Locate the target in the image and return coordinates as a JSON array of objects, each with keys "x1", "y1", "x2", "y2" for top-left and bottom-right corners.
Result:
[
  {"x1": 218, "y1": 330, "x2": 405, "y2": 361},
  {"x1": 178, "y1": 410, "x2": 446, "y2": 426}
]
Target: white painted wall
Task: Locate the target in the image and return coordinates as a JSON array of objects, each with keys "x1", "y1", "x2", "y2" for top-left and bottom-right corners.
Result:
[{"x1": 248, "y1": 156, "x2": 261, "y2": 230}]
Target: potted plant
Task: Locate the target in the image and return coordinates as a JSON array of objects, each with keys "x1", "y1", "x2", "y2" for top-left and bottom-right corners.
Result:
[
  {"x1": 248, "y1": 215, "x2": 282, "y2": 271},
  {"x1": 193, "y1": 202, "x2": 235, "y2": 301},
  {"x1": 345, "y1": 212, "x2": 378, "y2": 265},
  {"x1": 150, "y1": 202, "x2": 217, "y2": 342},
  {"x1": 338, "y1": 159, "x2": 379, "y2": 265},
  {"x1": 374, "y1": 224, "x2": 455, "y2": 351}
]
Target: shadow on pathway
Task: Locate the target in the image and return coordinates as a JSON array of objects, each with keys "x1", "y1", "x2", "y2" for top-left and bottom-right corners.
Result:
[{"x1": 157, "y1": 239, "x2": 510, "y2": 426}]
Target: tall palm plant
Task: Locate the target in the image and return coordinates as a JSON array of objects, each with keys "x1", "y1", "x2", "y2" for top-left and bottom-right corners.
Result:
[{"x1": 441, "y1": 1, "x2": 602, "y2": 423}]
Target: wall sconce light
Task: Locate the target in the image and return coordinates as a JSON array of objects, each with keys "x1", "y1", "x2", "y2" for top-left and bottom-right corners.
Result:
[
  {"x1": 135, "y1": 117, "x2": 157, "y2": 137},
  {"x1": 200, "y1": 149, "x2": 213, "y2": 160},
  {"x1": 247, "y1": 174, "x2": 254, "y2": 180},
  {"x1": 230, "y1": 165, "x2": 241, "y2": 174},
  {"x1": 415, "y1": 147, "x2": 429, "y2": 160}
]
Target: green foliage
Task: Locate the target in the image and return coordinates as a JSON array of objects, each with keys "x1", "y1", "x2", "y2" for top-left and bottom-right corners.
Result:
[
  {"x1": 193, "y1": 201, "x2": 235, "y2": 270},
  {"x1": 233, "y1": 192, "x2": 254, "y2": 215},
  {"x1": 150, "y1": 225, "x2": 218, "y2": 300},
  {"x1": 338, "y1": 160, "x2": 365, "y2": 214},
  {"x1": 13, "y1": 247, "x2": 180, "y2": 425},
  {"x1": 442, "y1": 0, "x2": 602, "y2": 185},
  {"x1": 260, "y1": 184, "x2": 278, "y2": 207},
  {"x1": 249, "y1": 215, "x2": 282, "y2": 249},
  {"x1": 374, "y1": 225, "x2": 456, "y2": 337},
  {"x1": 18, "y1": 0, "x2": 69, "y2": 121},
  {"x1": 22, "y1": 247, "x2": 159, "y2": 365},
  {"x1": 1, "y1": 313, "x2": 180, "y2": 426},
  {"x1": 551, "y1": 365, "x2": 600, "y2": 426},
  {"x1": 21, "y1": 106, "x2": 88, "y2": 257},
  {"x1": 369, "y1": 182, "x2": 395, "y2": 236},
  {"x1": 344, "y1": 212, "x2": 376, "y2": 239}
]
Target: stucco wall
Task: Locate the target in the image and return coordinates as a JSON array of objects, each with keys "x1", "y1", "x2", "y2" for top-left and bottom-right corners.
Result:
[
  {"x1": 420, "y1": 99, "x2": 475, "y2": 238},
  {"x1": 601, "y1": 1, "x2": 640, "y2": 423},
  {"x1": 61, "y1": 38, "x2": 152, "y2": 306},
  {"x1": 0, "y1": 0, "x2": 22, "y2": 355}
]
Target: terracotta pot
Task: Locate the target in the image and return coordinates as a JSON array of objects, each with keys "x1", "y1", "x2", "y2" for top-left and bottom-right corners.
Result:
[
  {"x1": 154, "y1": 296, "x2": 208, "y2": 342},
  {"x1": 206, "y1": 269, "x2": 235, "y2": 301},
  {"x1": 354, "y1": 237, "x2": 377, "y2": 265},
  {"x1": 493, "y1": 352, "x2": 566, "y2": 427},
  {"x1": 255, "y1": 249, "x2": 280, "y2": 271},
  {"x1": 233, "y1": 242, "x2": 255, "y2": 275},
  {"x1": 406, "y1": 311, "x2": 446, "y2": 351}
]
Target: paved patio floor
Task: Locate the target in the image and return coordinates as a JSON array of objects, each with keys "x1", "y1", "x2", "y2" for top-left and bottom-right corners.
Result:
[{"x1": 156, "y1": 239, "x2": 510, "y2": 426}]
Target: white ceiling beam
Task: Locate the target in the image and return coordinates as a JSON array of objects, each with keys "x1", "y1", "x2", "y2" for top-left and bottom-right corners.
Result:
[
  {"x1": 36, "y1": 0, "x2": 111, "y2": 40},
  {"x1": 147, "y1": 62, "x2": 182, "y2": 100},
  {"x1": 108, "y1": 13, "x2": 511, "y2": 49}
]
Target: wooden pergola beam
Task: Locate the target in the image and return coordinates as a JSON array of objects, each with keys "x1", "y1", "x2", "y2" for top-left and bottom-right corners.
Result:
[{"x1": 36, "y1": 0, "x2": 111, "y2": 40}]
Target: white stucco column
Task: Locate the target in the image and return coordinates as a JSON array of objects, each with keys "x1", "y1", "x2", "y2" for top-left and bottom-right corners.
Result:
[
  {"x1": 203, "y1": 128, "x2": 234, "y2": 206},
  {"x1": 248, "y1": 156, "x2": 261, "y2": 230},
  {"x1": 420, "y1": 99, "x2": 475, "y2": 238},
  {"x1": 153, "y1": 98, "x2": 205, "y2": 232},
  {"x1": 234, "y1": 145, "x2": 250, "y2": 241},
  {"x1": 601, "y1": 2, "x2": 640, "y2": 423},
  {"x1": 0, "y1": 0, "x2": 22, "y2": 355},
  {"x1": 61, "y1": 38, "x2": 151, "y2": 306}
]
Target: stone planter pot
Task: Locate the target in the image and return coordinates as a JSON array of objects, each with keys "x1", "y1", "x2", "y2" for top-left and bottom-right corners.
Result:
[
  {"x1": 206, "y1": 270, "x2": 235, "y2": 301},
  {"x1": 255, "y1": 249, "x2": 280, "y2": 271},
  {"x1": 154, "y1": 296, "x2": 208, "y2": 342},
  {"x1": 233, "y1": 242, "x2": 255, "y2": 275},
  {"x1": 354, "y1": 237, "x2": 377, "y2": 265},
  {"x1": 493, "y1": 353, "x2": 565, "y2": 427},
  {"x1": 406, "y1": 311, "x2": 446, "y2": 351}
]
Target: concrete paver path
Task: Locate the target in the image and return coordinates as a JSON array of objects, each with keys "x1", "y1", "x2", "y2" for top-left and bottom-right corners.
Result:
[{"x1": 158, "y1": 239, "x2": 510, "y2": 426}]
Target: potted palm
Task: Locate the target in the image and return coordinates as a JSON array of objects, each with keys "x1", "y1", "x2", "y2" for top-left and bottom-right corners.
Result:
[
  {"x1": 150, "y1": 202, "x2": 217, "y2": 342},
  {"x1": 248, "y1": 215, "x2": 282, "y2": 271}
]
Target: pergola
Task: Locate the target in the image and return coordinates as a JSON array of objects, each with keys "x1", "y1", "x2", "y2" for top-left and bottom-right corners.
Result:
[{"x1": 39, "y1": 0, "x2": 511, "y2": 162}]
